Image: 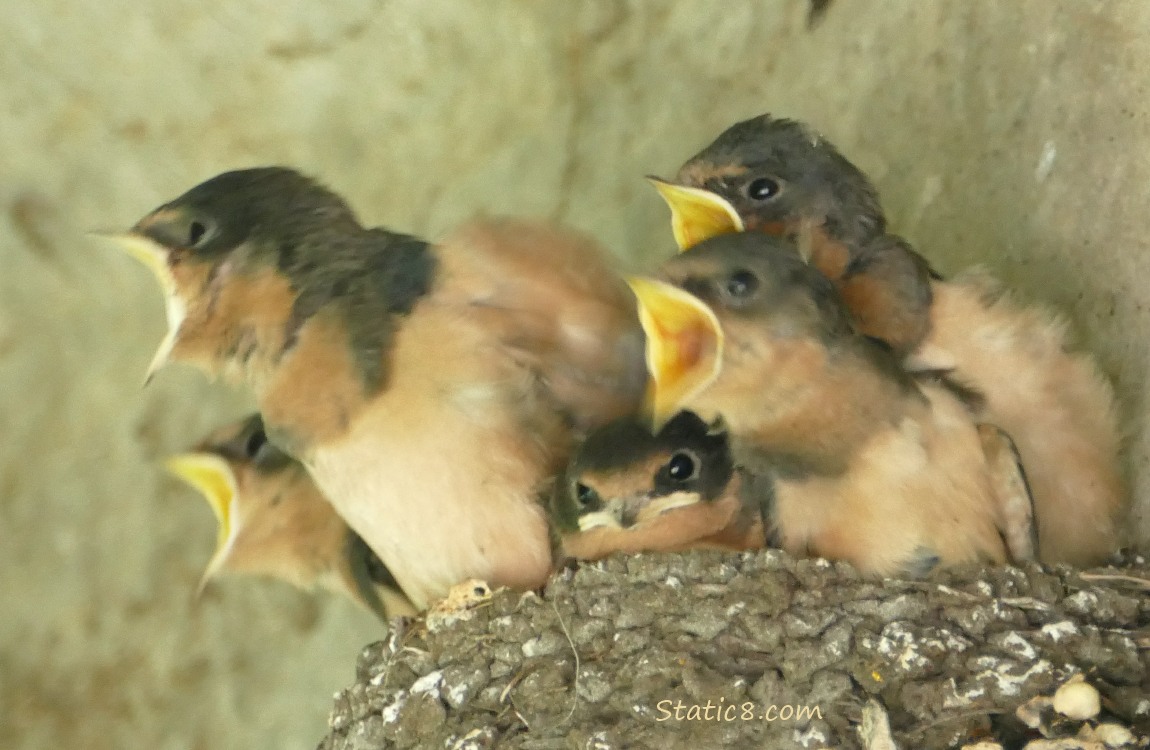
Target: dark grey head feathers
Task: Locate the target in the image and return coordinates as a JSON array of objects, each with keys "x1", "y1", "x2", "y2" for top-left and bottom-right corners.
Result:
[
  {"x1": 659, "y1": 232, "x2": 858, "y2": 344},
  {"x1": 553, "y1": 411, "x2": 734, "y2": 530},
  {"x1": 140, "y1": 167, "x2": 360, "y2": 258},
  {"x1": 201, "y1": 412, "x2": 295, "y2": 473},
  {"x1": 676, "y1": 114, "x2": 886, "y2": 246},
  {"x1": 657, "y1": 232, "x2": 921, "y2": 407},
  {"x1": 137, "y1": 167, "x2": 436, "y2": 392}
]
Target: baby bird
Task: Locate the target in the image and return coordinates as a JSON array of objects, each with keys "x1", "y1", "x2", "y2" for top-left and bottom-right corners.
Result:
[
  {"x1": 551, "y1": 410, "x2": 768, "y2": 561},
  {"x1": 629, "y1": 232, "x2": 1017, "y2": 577},
  {"x1": 650, "y1": 113, "x2": 1124, "y2": 565},
  {"x1": 167, "y1": 413, "x2": 415, "y2": 620},
  {"x1": 106, "y1": 167, "x2": 647, "y2": 608}
]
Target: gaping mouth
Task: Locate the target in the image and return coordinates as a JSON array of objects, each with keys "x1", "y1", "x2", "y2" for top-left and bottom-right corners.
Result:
[
  {"x1": 165, "y1": 452, "x2": 238, "y2": 588},
  {"x1": 647, "y1": 176, "x2": 744, "y2": 251},
  {"x1": 95, "y1": 232, "x2": 186, "y2": 382},
  {"x1": 626, "y1": 277, "x2": 724, "y2": 429}
]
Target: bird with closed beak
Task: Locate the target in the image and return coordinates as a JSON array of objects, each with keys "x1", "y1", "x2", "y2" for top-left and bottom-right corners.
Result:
[
  {"x1": 166, "y1": 413, "x2": 415, "y2": 621},
  {"x1": 551, "y1": 410, "x2": 769, "y2": 561},
  {"x1": 628, "y1": 232, "x2": 1030, "y2": 577},
  {"x1": 106, "y1": 167, "x2": 648, "y2": 609},
  {"x1": 648, "y1": 113, "x2": 1123, "y2": 566}
]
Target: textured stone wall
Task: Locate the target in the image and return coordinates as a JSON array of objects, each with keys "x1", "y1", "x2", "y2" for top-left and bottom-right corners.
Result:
[{"x1": 2, "y1": 2, "x2": 1148, "y2": 748}]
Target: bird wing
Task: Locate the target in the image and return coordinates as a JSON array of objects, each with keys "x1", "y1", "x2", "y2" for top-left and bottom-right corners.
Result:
[{"x1": 434, "y1": 219, "x2": 649, "y2": 431}]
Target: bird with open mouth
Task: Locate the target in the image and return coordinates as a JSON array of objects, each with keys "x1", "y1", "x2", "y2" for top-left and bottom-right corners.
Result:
[
  {"x1": 626, "y1": 232, "x2": 1035, "y2": 577},
  {"x1": 102, "y1": 167, "x2": 648, "y2": 609},
  {"x1": 166, "y1": 413, "x2": 415, "y2": 621},
  {"x1": 646, "y1": 113, "x2": 1122, "y2": 566}
]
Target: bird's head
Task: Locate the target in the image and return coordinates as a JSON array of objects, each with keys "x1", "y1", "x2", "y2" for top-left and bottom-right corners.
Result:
[
  {"x1": 650, "y1": 114, "x2": 885, "y2": 252},
  {"x1": 551, "y1": 411, "x2": 735, "y2": 559},
  {"x1": 99, "y1": 167, "x2": 363, "y2": 383},
  {"x1": 628, "y1": 232, "x2": 856, "y2": 427},
  {"x1": 165, "y1": 413, "x2": 305, "y2": 592}
]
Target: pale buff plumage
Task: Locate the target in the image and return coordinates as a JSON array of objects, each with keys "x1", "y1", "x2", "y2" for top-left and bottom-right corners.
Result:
[
  {"x1": 911, "y1": 270, "x2": 1124, "y2": 565},
  {"x1": 168, "y1": 419, "x2": 417, "y2": 619},
  {"x1": 686, "y1": 330, "x2": 1009, "y2": 575}
]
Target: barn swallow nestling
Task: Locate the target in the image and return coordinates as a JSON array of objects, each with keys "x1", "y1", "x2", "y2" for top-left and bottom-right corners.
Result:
[
  {"x1": 550, "y1": 410, "x2": 769, "y2": 561},
  {"x1": 649, "y1": 113, "x2": 1124, "y2": 566},
  {"x1": 166, "y1": 413, "x2": 416, "y2": 621},
  {"x1": 627, "y1": 233, "x2": 1025, "y2": 577},
  {"x1": 105, "y1": 167, "x2": 647, "y2": 609}
]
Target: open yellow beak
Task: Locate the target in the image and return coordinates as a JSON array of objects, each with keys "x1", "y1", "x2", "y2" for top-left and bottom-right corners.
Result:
[
  {"x1": 627, "y1": 277, "x2": 723, "y2": 429},
  {"x1": 165, "y1": 452, "x2": 238, "y2": 591},
  {"x1": 647, "y1": 177, "x2": 744, "y2": 251},
  {"x1": 91, "y1": 231, "x2": 185, "y2": 383}
]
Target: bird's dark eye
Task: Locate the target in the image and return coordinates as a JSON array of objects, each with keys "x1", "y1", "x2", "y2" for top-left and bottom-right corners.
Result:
[
  {"x1": 187, "y1": 219, "x2": 213, "y2": 248},
  {"x1": 666, "y1": 450, "x2": 699, "y2": 483},
  {"x1": 725, "y1": 270, "x2": 759, "y2": 298},
  {"x1": 244, "y1": 427, "x2": 268, "y2": 460},
  {"x1": 575, "y1": 482, "x2": 599, "y2": 508},
  {"x1": 746, "y1": 177, "x2": 781, "y2": 201}
]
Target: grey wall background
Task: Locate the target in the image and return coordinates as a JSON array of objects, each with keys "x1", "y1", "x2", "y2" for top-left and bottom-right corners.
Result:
[{"x1": 2, "y1": 2, "x2": 1147, "y2": 748}]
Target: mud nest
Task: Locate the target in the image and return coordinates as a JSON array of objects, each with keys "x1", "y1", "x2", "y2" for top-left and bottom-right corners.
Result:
[{"x1": 318, "y1": 550, "x2": 1149, "y2": 749}]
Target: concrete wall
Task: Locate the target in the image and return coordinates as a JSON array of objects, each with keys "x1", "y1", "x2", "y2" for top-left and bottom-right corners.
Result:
[{"x1": 2, "y1": 1, "x2": 1146, "y2": 747}]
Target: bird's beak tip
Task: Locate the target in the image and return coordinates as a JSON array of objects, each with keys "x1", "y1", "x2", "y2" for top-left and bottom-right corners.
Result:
[
  {"x1": 88, "y1": 229, "x2": 143, "y2": 251},
  {"x1": 87, "y1": 228, "x2": 133, "y2": 241},
  {"x1": 94, "y1": 230, "x2": 175, "y2": 278},
  {"x1": 646, "y1": 181, "x2": 744, "y2": 251},
  {"x1": 143, "y1": 358, "x2": 165, "y2": 387},
  {"x1": 194, "y1": 570, "x2": 216, "y2": 599},
  {"x1": 165, "y1": 452, "x2": 236, "y2": 526},
  {"x1": 630, "y1": 280, "x2": 724, "y2": 424}
]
